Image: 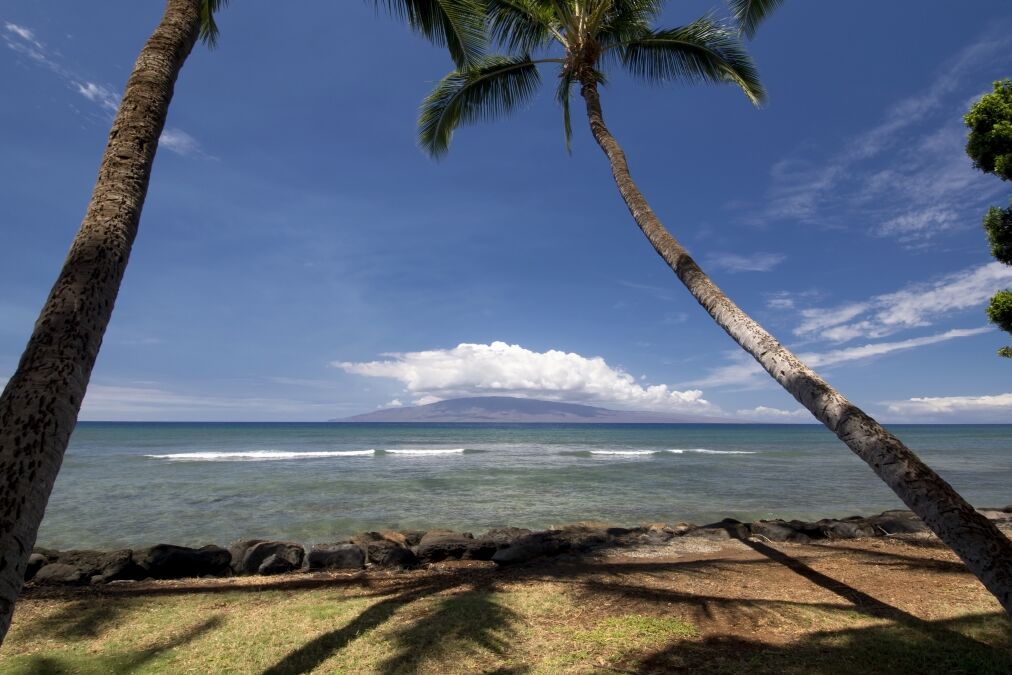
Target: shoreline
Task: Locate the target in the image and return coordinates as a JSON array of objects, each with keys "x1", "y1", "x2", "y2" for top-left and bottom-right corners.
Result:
[{"x1": 24, "y1": 506, "x2": 1012, "y2": 588}]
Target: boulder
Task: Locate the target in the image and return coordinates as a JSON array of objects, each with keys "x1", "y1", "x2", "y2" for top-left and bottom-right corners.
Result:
[
  {"x1": 479, "y1": 527, "x2": 533, "y2": 548},
  {"x1": 307, "y1": 543, "x2": 365, "y2": 570},
  {"x1": 692, "y1": 518, "x2": 750, "y2": 540},
  {"x1": 491, "y1": 532, "x2": 568, "y2": 566},
  {"x1": 237, "y1": 541, "x2": 304, "y2": 576},
  {"x1": 137, "y1": 544, "x2": 231, "y2": 579},
  {"x1": 867, "y1": 510, "x2": 930, "y2": 535},
  {"x1": 750, "y1": 521, "x2": 811, "y2": 544},
  {"x1": 414, "y1": 531, "x2": 495, "y2": 563},
  {"x1": 364, "y1": 540, "x2": 418, "y2": 568},
  {"x1": 28, "y1": 549, "x2": 144, "y2": 584},
  {"x1": 258, "y1": 553, "x2": 297, "y2": 575},
  {"x1": 33, "y1": 563, "x2": 88, "y2": 585},
  {"x1": 25, "y1": 553, "x2": 48, "y2": 582},
  {"x1": 228, "y1": 539, "x2": 265, "y2": 574},
  {"x1": 818, "y1": 518, "x2": 877, "y2": 540}
]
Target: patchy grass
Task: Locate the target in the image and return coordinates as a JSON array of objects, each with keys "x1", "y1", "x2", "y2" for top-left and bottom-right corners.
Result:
[{"x1": 3, "y1": 537, "x2": 1011, "y2": 674}]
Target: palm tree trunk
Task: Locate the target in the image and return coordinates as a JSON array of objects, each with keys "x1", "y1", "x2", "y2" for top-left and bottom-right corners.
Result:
[
  {"x1": 579, "y1": 77, "x2": 1012, "y2": 615},
  {"x1": 0, "y1": 0, "x2": 202, "y2": 643}
]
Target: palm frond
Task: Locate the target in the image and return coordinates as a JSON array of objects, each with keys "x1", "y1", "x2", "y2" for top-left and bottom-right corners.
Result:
[
  {"x1": 555, "y1": 69, "x2": 575, "y2": 152},
  {"x1": 729, "y1": 0, "x2": 784, "y2": 39},
  {"x1": 199, "y1": 0, "x2": 230, "y2": 48},
  {"x1": 419, "y1": 55, "x2": 542, "y2": 156},
  {"x1": 621, "y1": 16, "x2": 766, "y2": 105},
  {"x1": 487, "y1": 0, "x2": 559, "y2": 52},
  {"x1": 378, "y1": 0, "x2": 486, "y2": 67}
]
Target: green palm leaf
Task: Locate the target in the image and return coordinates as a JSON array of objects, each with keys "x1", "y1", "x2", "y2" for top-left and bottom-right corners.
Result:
[
  {"x1": 487, "y1": 0, "x2": 559, "y2": 52},
  {"x1": 729, "y1": 0, "x2": 785, "y2": 39},
  {"x1": 621, "y1": 17, "x2": 766, "y2": 105},
  {"x1": 199, "y1": 0, "x2": 230, "y2": 48},
  {"x1": 378, "y1": 0, "x2": 486, "y2": 67},
  {"x1": 419, "y1": 55, "x2": 542, "y2": 156}
]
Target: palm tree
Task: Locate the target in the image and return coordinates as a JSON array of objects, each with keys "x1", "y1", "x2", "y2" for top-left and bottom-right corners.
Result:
[
  {"x1": 0, "y1": 0, "x2": 231, "y2": 644},
  {"x1": 415, "y1": 0, "x2": 1012, "y2": 614}
]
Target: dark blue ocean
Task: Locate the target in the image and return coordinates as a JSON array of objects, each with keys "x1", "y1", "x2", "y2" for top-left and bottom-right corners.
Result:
[{"x1": 36, "y1": 422, "x2": 1012, "y2": 549}]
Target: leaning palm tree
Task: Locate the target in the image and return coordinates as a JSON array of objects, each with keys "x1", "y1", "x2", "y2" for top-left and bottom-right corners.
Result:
[
  {"x1": 0, "y1": 0, "x2": 231, "y2": 644},
  {"x1": 415, "y1": 0, "x2": 1012, "y2": 613}
]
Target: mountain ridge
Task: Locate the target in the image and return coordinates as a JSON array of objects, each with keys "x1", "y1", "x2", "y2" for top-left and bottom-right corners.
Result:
[{"x1": 332, "y1": 396, "x2": 734, "y2": 424}]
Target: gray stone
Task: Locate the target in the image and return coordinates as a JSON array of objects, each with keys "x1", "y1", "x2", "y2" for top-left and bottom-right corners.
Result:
[
  {"x1": 25, "y1": 553, "x2": 47, "y2": 581},
  {"x1": 364, "y1": 540, "x2": 418, "y2": 568},
  {"x1": 137, "y1": 544, "x2": 231, "y2": 579},
  {"x1": 33, "y1": 563, "x2": 87, "y2": 585},
  {"x1": 239, "y1": 541, "x2": 304, "y2": 576},
  {"x1": 491, "y1": 532, "x2": 567, "y2": 566},
  {"x1": 228, "y1": 539, "x2": 265, "y2": 574},
  {"x1": 750, "y1": 521, "x2": 811, "y2": 544},
  {"x1": 258, "y1": 553, "x2": 297, "y2": 575},
  {"x1": 307, "y1": 543, "x2": 365, "y2": 570},
  {"x1": 414, "y1": 531, "x2": 487, "y2": 563}
]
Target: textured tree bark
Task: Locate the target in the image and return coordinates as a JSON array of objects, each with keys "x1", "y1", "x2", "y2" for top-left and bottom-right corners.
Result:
[
  {"x1": 0, "y1": 0, "x2": 201, "y2": 644},
  {"x1": 579, "y1": 77, "x2": 1012, "y2": 615}
]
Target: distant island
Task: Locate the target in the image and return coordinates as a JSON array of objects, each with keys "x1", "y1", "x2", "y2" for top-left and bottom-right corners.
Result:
[{"x1": 332, "y1": 396, "x2": 733, "y2": 423}]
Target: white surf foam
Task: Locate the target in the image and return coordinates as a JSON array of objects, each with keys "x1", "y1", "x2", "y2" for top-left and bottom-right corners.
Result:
[
  {"x1": 384, "y1": 448, "x2": 466, "y2": 456},
  {"x1": 666, "y1": 448, "x2": 755, "y2": 455},
  {"x1": 146, "y1": 449, "x2": 375, "y2": 462},
  {"x1": 589, "y1": 450, "x2": 658, "y2": 456}
]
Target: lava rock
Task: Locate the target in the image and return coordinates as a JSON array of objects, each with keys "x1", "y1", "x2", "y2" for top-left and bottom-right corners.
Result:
[
  {"x1": 750, "y1": 520, "x2": 811, "y2": 544},
  {"x1": 25, "y1": 553, "x2": 48, "y2": 582},
  {"x1": 137, "y1": 544, "x2": 231, "y2": 579},
  {"x1": 414, "y1": 531, "x2": 483, "y2": 563},
  {"x1": 33, "y1": 563, "x2": 87, "y2": 585},
  {"x1": 479, "y1": 527, "x2": 533, "y2": 548},
  {"x1": 364, "y1": 540, "x2": 418, "y2": 568},
  {"x1": 491, "y1": 532, "x2": 568, "y2": 565},
  {"x1": 307, "y1": 543, "x2": 365, "y2": 570},
  {"x1": 239, "y1": 541, "x2": 304, "y2": 576},
  {"x1": 867, "y1": 510, "x2": 930, "y2": 535}
]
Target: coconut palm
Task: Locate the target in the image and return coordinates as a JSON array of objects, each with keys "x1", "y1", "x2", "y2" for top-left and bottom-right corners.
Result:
[
  {"x1": 415, "y1": 0, "x2": 1012, "y2": 613},
  {"x1": 0, "y1": 0, "x2": 232, "y2": 644}
]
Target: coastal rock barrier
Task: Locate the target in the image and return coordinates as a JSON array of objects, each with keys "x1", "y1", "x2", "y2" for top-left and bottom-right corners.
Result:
[{"x1": 24, "y1": 507, "x2": 1012, "y2": 586}]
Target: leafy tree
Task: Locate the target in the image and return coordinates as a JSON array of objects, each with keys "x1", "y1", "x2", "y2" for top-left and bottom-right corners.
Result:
[
  {"x1": 413, "y1": 0, "x2": 1012, "y2": 613},
  {"x1": 966, "y1": 80, "x2": 1012, "y2": 357},
  {"x1": 0, "y1": 0, "x2": 230, "y2": 645},
  {"x1": 966, "y1": 79, "x2": 1012, "y2": 181}
]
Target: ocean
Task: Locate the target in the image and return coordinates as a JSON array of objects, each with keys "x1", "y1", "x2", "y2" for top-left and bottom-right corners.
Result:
[{"x1": 36, "y1": 422, "x2": 1012, "y2": 550}]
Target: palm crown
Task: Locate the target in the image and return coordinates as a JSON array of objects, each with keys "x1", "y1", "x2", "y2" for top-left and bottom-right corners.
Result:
[{"x1": 419, "y1": 0, "x2": 781, "y2": 155}]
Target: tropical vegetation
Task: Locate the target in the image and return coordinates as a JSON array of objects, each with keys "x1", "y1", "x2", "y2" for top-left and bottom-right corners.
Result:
[{"x1": 966, "y1": 79, "x2": 1012, "y2": 357}]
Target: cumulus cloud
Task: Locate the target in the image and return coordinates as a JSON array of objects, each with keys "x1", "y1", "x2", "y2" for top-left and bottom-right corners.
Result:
[
  {"x1": 334, "y1": 342, "x2": 715, "y2": 413},
  {"x1": 708, "y1": 252, "x2": 785, "y2": 273},
  {"x1": 886, "y1": 392, "x2": 1012, "y2": 417},
  {"x1": 795, "y1": 263, "x2": 1012, "y2": 343},
  {"x1": 736, "y1": 405, "x2": 809, "y2": 421}
]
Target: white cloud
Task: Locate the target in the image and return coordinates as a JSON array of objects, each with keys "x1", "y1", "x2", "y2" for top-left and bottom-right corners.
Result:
[
  {"x1": 385, "y1": 399, "x2": 404, "y2": 408},
  {"x1": 757, "y1": 27, "x2": 1011, "y2": 238},
  {"x1": 4, "y1": 21, "x2": 206, "y2": 155},
  {"x1": 886, "y1": 392, "x2": 1012, "y2": 417},
  {"x1": 795, "y1": 263, "x2": 1012, "y2": 343},
  {"x1": 692, "y1": 326, "x2": 991, "y2": 389},
  {"x1": 736, "y1": 405, "x2": 809, "y2": 421},
  {"x1": 74, "y1": 81, "x2": 118, "y2": 112},
  {"x1": 708, "y1": 252, "x2": 785, "y2": 273},
  {"x1": 799, "y1": 327, "x2": 992, "y2": 368},
  {"x1": 160, "y1": 127, "x2": 203, "y2": 156},
  {"x1": 334, "y1": 341, "x2": 715, "y2": 413}
]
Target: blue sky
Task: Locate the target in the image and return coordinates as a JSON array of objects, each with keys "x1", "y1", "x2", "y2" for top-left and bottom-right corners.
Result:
[{"x1": 2, "y1": 1, "x2": 1011, "y2": 422}]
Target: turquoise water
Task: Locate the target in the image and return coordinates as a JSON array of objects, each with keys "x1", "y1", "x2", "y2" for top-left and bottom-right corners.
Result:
[{"x1": 36, "y1": 423, "x2": 1012, "y2": 549}]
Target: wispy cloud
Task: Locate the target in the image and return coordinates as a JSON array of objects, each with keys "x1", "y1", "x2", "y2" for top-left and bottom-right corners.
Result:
[
  {"x1": 707, "y1": 252, "x2": 785, "y2": 273},
  {"x1": 795, "y1": 263, "x2": 1012, "y2": 343},
  {"x1": 3, "y1": 21, "x2": 203, "y2": 157},
  {"x1": 334, "y1": 341, "x2": 716, "y2": 413},
  {"x1": 756, "y1": 26, "x2": 1011, "y2": 244},
  {"x1": 799, "y1": 326, "x2": 992, "y2": 367},
  {"x1": 885, "y1": 392, "x2": 1012, "y2": 418}
]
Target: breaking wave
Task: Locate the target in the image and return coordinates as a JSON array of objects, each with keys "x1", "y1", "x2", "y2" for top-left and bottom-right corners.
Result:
[{"x1": 146, "y1": 450, "x2": 376, "y2": 462}]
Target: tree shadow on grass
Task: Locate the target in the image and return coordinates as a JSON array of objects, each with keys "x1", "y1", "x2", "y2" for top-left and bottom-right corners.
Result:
[
  {"x1": 375, "y1": 583, "x2": 526, "y2": 675},
  {"x1": 635, "y1": 612, "x2": 1012, "y2": 675},
  {"x1": 17, "y1": 598, "x2": 139, "y2": 642},
  {"x1": 261, "y1": 575, "x2": 472, "y2": 675},
  {"x1": 8, "y1": 615, "x2": 222, "y2": 675}
]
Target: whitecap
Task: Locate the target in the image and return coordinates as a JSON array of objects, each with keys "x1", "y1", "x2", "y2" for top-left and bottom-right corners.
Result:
[
  {"x1": 383, "y1": 448, "x2": 466, "y2": 456},
  {"x1": 666, "y1": 448, "x2": 755, "y2": 455},
  {"x1": 146, "y1": 449, "x2": 375, "y2": 462},
  {"x1": 589, "y1": 450, "x2": 658, "y2": 456}
]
